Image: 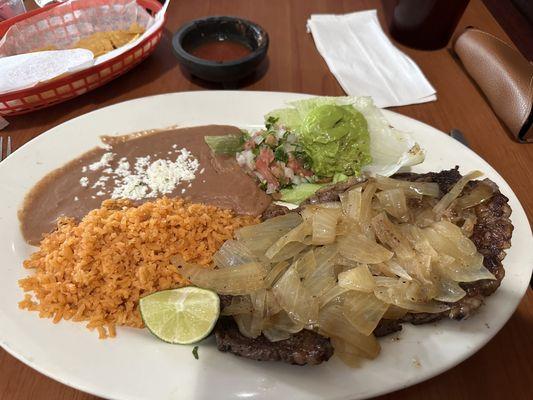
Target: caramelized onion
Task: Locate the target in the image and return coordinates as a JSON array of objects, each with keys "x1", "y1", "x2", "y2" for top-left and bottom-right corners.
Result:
[
  {"x1": 319, "y1": 305, "x2": 380, "y2": 359},
  {"x1": 456, "y1": 182, "x2": 494, "y2": 209},
  {"x1": 338, "y1": 265, "x2": 375, "y2": 292},
  {"x1": 342, "y1": 292, "x2": 389, "y2": 335},
  {"x1": 375, "y1": 176, "x2": 440, "y2": 197},
  {"x1": 196, "y1": 170, "x2": 495, "y2": 357},
  {"x1": 433, "y1": 171, "x2": 483, "y2": 217},
  {"x1": 376, "y1": 188, "x2": 409, "y2": 222},
  {"x1": 338, "y1": 233, "x2": 393, "y2": 264},
  {"x1": 179, "y1": 261, "x2": 267, "y2": 295}
]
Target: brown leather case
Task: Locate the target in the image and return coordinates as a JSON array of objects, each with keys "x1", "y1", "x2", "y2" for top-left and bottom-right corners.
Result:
[{"x1": 453, "y1": 28, "x2": 533, "y2": 142}]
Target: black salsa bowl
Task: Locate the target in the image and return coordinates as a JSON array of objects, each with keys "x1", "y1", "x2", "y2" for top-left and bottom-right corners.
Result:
[{"x1": 172, "y1": 16, "x2": 269, "y2": 83}]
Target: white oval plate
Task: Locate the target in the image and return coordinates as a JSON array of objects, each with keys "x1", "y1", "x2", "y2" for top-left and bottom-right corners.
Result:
[{"x1": 0, "y1": 91, "x2": 531, "y2": 400}]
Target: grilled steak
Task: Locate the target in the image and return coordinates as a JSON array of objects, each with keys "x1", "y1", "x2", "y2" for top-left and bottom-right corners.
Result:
[
  {"x1": 264, "y1": 168, "x2": 513, "y2": 336},
  {"x1": 215, "y1": 317, "x2": 334, "y2": 365},
  {"x1": 262, "y1": 203, "x2": 293, "y2": 220},
  {"x1": 215, "y1": 168, "x2": 513, "y2": 362},
  {"x1": 383, "y1": 168, "x2": 513, "y2": 330},
  {"x1": 302, "y1": 177, "x2": 365, "y2": 205}
]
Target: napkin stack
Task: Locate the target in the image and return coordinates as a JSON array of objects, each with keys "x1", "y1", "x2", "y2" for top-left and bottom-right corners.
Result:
[{"x1": 307, "y1": 10, "x2": 437, "y2": 108}]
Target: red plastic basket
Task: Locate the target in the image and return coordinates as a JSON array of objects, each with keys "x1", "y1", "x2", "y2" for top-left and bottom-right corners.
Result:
[{"x1": 0, "y1": 0, "x2": 164, "y2": 116}]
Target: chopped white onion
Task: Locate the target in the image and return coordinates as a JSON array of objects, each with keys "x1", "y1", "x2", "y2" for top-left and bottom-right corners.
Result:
[
  {"x1": 375, "y1": 176, "x2": 440, "y2": 197},
  {"x1": 213, "y1": 240, "x2": 256, "y2": 268},
  {"x1": 236, "y1": 213, "x2": 302, "y2": 255},
  {"x1": 339, "y1": 186, "x2": 363, "y2": 221},
  {"x1": 318, "y1": 285, "x2": 351, "y2": 308},
  {"x1": 331, "y1": 336, "x2": 362, "y2": 367},
  {"x1": 272, "y1": 265, "x2": 319, "y2": 325},
  {"x1": 221, "y1": 295, "x2": 253, "y2": 316},
  {"x1": 179, "y1": 261, "x2": 267, "y2": 295},
  {"x1": 338, "y1": 265, "x2": 376, "y2": 292},
  {"x1": 433, "y1": 171, "x2": 483, "y2": 217},
  {"x1": 337, "y1": 233, "x2": 393, "y2": 264},
  {"x1": 294, "y1": 250, "x2": 317, "y2": 279},
  {"x1": 376, "y1": 188, "x2": 409, "y2": 222},
  {"x1": 265, "y1": 221, "x2": 311, "y2": 259},
  {"x1": 342, "y1": 291, "x2": 389, "y2": 335},
  {"x1": 371, "y1": 213, "x2": 414, "y2": 260},
  {"x1": 456, "y1": 182, "x2": 494, "y2": 209},
  {"x1": 319, "y1": 305, "x2": 381, "y2": 359}
]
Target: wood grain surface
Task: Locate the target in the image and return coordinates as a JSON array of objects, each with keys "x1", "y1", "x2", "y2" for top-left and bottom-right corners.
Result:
[{"x1": 1, "y1": 1, "x2": 532, "y2": 399}]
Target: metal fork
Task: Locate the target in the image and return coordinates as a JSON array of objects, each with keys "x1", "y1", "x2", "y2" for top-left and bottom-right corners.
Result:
[{"x1": 0, "y1": 136, "x2": 12, "y2": 162}]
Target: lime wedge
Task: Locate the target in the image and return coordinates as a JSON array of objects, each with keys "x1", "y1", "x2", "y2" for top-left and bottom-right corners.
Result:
[{"x1": 140, "y1": 287, "x2": 220, "y2": 344}]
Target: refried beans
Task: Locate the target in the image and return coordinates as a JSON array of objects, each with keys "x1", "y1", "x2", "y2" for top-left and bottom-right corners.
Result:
[{"x1": 19, "y1": 125, "x2": 271, "y2": 245}]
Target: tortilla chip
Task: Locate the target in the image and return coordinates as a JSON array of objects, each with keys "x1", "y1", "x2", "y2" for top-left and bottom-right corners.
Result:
[{"x1": 71, "y1": 25, "x2": 145, "y2": 57}]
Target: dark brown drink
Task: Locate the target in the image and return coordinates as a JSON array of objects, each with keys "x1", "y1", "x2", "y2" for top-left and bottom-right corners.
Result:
[{"x1": 382, "y1": 0, "x2": 470, "y2": 50}]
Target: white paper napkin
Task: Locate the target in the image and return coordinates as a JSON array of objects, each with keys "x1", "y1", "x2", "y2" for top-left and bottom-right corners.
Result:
[{"x1": 307, "y1": 10, "x2": 437, "y2": 108}]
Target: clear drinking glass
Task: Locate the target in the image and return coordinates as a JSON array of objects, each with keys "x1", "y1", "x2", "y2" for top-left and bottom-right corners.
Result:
[{"x1": 0, "y1": 0, "x2": 27, "y2": 22}]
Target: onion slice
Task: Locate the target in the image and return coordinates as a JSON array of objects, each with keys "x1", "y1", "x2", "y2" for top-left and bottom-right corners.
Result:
[
  {"x1": 265, "y1": 221, "x2": 311, "y2": 259},
  {"x1": 272, "y1": 265, "x2": 319, "y2": 325},
  {"x1": 456, "y1": 182, "x2": 494, "y2": 209},
  {"x1": 342, "y1": 292, "x2": 389, "y2": 335},
  {"x1": 433, "y1": 170, "x2": 483, "y2": 217},
  {"x1": 339, "y1": 186, "x2": 363, "y2": 221},
  {"x1": 319, "y1": 305, "x2": 381, "y2": 359},
  {"x1": 338, "y1": 265, "x2": 375, "y2": 292},
  {"x1": 221, "y1": 296, "x2": 253, "y2": 316},
  {"x1": 376, "y1": 188, "x2": 409, "y2": 222},
  {"x1": 338, "y1": 233, "x2": 393, "y2": 264},
  {"x1": 375, "y1": 176, "x2": 440, "y2": 197},
  {"x1": 178, "y1": 261, "x2": 267, "y2": 295}
]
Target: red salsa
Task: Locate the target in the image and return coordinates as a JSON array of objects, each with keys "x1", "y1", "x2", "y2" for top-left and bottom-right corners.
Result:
[{"x1": 189, "y1": 39, "x2": 251, "y2": 62}]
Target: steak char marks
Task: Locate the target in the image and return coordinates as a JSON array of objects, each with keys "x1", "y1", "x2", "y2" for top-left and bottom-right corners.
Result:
[{"x1": 215, "y1": 317, "x2": 334, "y2": 365}]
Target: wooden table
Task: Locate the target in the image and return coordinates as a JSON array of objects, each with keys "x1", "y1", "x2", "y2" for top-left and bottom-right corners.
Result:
[{"x1": 1, "y1": 1, "x2": 532, "y2": 399}]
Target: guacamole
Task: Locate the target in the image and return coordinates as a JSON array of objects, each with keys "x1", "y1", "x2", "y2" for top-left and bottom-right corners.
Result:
[{"x1": 299, "y1": 104, "x2": 371, "y2": 177}]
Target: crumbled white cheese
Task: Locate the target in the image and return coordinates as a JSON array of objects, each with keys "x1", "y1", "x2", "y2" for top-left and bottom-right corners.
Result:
[
  {"x1": 74, "y1": 196, "x2": 79, "y2": 202},
  {"x1": 91, "y1": 175, "x2": 111, "y2": 189},
  {"x1": 111, "y1": 149, "x2": 199, "y2": 201},
  {"x1": 115, "y1": 158, "x2": 131, "y2": 177},
  {"x1": 89, "y1": 152, "x2": 114, "y2": 171},
  {"x1": 79, "y1": 147, "x2": 200, "y2": 201},
  {"x1": 112, "y1": 175, "x2": 148, "y2": 200},
  {"x1": 81, "y1": 166, "x2": 87, "y2": 173}
]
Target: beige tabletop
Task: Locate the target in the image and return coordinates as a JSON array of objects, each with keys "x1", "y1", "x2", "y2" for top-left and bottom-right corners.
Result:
[{"x1": 1, "y1": 0, "x2": 532, "y2": 399}]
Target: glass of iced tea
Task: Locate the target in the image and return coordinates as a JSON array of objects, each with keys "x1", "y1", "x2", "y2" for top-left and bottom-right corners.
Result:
[{"x1": 382, "y1": 0, "x2": 470, "y2": 50}]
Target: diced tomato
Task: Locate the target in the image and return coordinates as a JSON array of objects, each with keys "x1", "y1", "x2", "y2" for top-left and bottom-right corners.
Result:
[
  {"x1": 255, "y1": 147, "x2": 279, "y2": 189},
  {"x1": 270, "y1": 162, "x2": 288, "y2": 185},
  {"x1": 288, "y1": 157, "x2": 313, "y2": 177},
  {"x1": 243, "y1": 139, "x2": 256, "y2": 150},
  {"x1": 264, "y1": 134, "x2": 278, "y2": 147}
]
